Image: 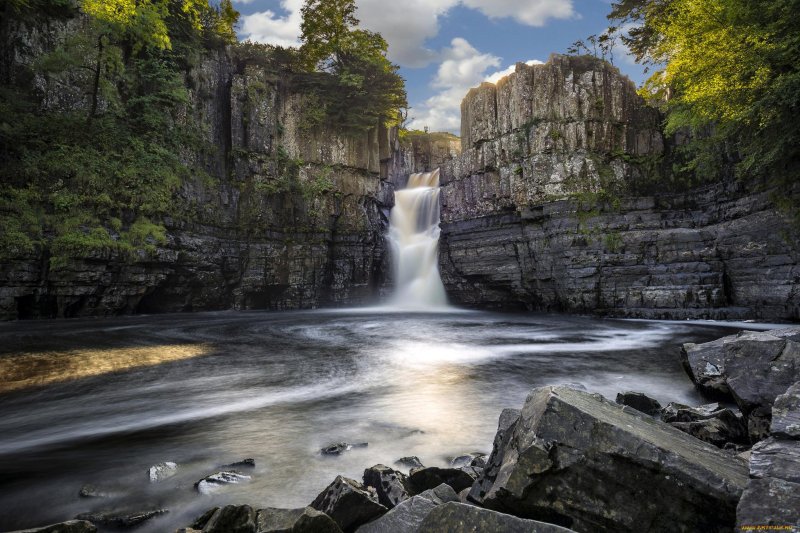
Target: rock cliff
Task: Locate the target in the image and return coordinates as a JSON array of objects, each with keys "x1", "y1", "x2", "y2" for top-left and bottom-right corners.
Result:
[{"x1": 439, "y1": 55, "x2": 800, "y2": 319}]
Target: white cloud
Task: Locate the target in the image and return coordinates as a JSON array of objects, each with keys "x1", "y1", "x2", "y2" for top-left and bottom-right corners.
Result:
[
  {"x1": 407, "y1": 38, "x2": 500, "y2": 133},
  {"x1": 463, "y1": 0, "x2": 574, "y2": 26},
  {"x1": 484, "y1": 59, "x2": 543, "y2": 84},
  {"x1": 238, "y1": 0, "x2": 574, "y2": 68}
]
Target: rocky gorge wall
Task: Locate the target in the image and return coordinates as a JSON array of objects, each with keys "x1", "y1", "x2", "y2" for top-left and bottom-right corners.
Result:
[
  {"x1": 439, "y1": 55, "x2": 800, "y2": 320},
  {"x1": 0, "y1": 17, "x2": 459, "y2": 320}
]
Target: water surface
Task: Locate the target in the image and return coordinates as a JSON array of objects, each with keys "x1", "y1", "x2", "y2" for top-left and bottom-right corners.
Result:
[{"x1": 0, "y1": 309, "x2": 770, "y2": 531}]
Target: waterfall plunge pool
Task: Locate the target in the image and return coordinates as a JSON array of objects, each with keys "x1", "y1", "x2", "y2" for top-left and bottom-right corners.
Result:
[{"x1": 0, "y1": 309, "x2": 777, "y2": 531}]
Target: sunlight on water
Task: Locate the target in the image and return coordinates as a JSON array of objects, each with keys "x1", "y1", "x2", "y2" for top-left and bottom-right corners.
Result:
[{"x1": 0, "y1": 343, "x2": 210, "y2": 393}]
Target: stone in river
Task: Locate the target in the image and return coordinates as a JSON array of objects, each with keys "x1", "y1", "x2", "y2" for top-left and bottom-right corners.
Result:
[
  {"x1": 393, "y1": 456, "x2": 423, "y2": 470},
  {"x1": 195, "y1": 471, "x2": 251, "y2": 494},
  {"x1": 75, "y1": 509, "x2": 168, "y2": 528},
  {"x1": 615, "y1": 391, "x2": 662, "y2": 416},
  {"x1": 449, "y1": 452, "x2": 486, "y2": 468},
  {"x1": 148, "y1": 461, "x2": 178, "y2": 482},
  {"x1": 472, "y1": 386, "x2": 748, "y2": 532},
  {"x1": 223, "y1": 458, "x2": 256, "y2": 469},
  {"x1": 320, "y1": 443, "x2": 368, "y2": 456},
  {"x1": 362, "y1": 464, "x2": 411, "y2": 509},
  {"x1": 356, "y1": 484, "x2": 458, "y2": 533},
  {"x1": 256, "y1": 506, "x2": 342, "y2": 533},
  {"x1": 310, "y1": 475, "x2": 387, "y2": 532},
  {"x1": 9, "y1": 521, "x2": 97, "y2": 533},
  {"x1": 418, "y1": 502, "x2": 577, "y2": 533}
]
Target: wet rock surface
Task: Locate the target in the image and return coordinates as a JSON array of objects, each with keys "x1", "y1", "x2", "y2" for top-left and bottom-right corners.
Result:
[
  {"x1": 393, "y1": 456, "x2": 424, "y2": 470},
  {"x1": 362, "y1": 465, "x2": 411, "y2": 509},
  {"x1": 310, "y1": 476, "x2": 387, "y2": 532},
  {"x1": 615, "y1": 391, "x2": 662, "y2": 416},
  {"x1": 195, "y1": 471, "x2": 252, "y2": 494},
  {"x1": 418, "y1": 502, "x2": 577, "y2": 533},
  {"x1": 408, "y1": 466, "x2": 480, "y2": 494},
  {"x1": 148, "y1": 461, "x2": 178, "y2": 483},
  {"x1": 10, "y1": 521, "x2": 97, "y2": 533},
  {"x1": 198, "y1": 505, "x2": 256, "y2": 533},
  {"x1": 771, "y1": 381, "x2": 800, "y2": 439},
  {"x1": 356, "y1": 484, "x2": 458, "y2": 533},
  {"x1": 256, "y1": 507, "x2": 342, "y2": 533},
  {"x1": 321, "y1": 443, "x2": 369, "y2": 456},
  {"x1": 472, "y1": 386, "x2": 748, "y2": 532}
]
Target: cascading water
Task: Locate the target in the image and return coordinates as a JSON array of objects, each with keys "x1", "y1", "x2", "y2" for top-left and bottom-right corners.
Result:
[{"x1": 388, "y1": 169, "x2": 448, "y2": 308}]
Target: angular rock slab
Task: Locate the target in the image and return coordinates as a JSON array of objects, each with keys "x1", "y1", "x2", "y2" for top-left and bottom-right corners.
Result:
[
  {"x1": 771, "y1": 381, "x2": 800, "y2": 439},
  {"x1": 736, "y1": 478, "x2": 800, "y2": 532},
  {"x1": 615, "y1": 391, "x2": 662, "y2": 416},
  {"x1": 10, "y1": 521, "x2": 97, "y2": 533},
  {"x1": 195, "y1": 471, "x2": 251, "y2": 494},
  {"x1": 148, "y1": 461, "x2": 178, "y2": 482},
  {"x1": 356, "y1": 484, "x2": 458, "y2": 533},
  {"x1": 256, "y1": 507, "x2": 342, "y2": 533},
  {"x1": 200, "y1": 505, "x2": 256, "y2": 533},
  {"x1": 749, "y1": 437, "x2": 800, "y2": 484},
  {"x1": 418, "y1": 502, "x2": 577, "y2": 533},
  {"x1": 311, "y1": 475, "x2": 387, "y2": 532},
  {"x1": 362, "y1": 464, "x2": 411, "y2": 509},
  {"x1": 472, "y1": 386, "x2": 749, "y2": 533}
]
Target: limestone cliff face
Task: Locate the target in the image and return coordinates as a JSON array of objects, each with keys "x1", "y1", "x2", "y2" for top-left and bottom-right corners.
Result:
[{"x1": 439, "y1": 55, "x2": 800, "y2": 319}]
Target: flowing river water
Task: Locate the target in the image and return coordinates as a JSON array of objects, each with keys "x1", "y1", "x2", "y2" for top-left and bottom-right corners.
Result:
[{"x1": 0, "y1": 309, "x2": 777, "y2": 531}]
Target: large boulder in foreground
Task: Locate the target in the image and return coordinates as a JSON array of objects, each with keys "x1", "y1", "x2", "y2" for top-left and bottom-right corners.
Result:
[
  {"x1": 681, "y1": 328, "x2": 800, "y2": 440},
  {"x1": 418, "y1": 502, "x2": 576, "y2": 533},
  {"x1": 470, "y1": 386, "x2": 748, "y2": 533},
  {"x1": 310, "y1": 476, "x2": 387, "y2": 532},
  {"x1": 188, "y1": 505, "x2": 341, "y2": 533},
  {"x1": 362, "y1": 465, "x2": 411, "y2": 509},
  {"x1": 356, "y1": 484, "x2": 458, "y2": 533}
]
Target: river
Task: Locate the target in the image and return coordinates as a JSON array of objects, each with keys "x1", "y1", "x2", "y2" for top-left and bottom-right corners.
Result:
[{"x1": 0, "y1": 309, "x2": 773, "y2": 531}]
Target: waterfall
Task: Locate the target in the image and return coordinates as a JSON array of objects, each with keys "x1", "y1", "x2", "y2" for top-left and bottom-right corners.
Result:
[{"x1": 388, "y1": 169, "x2": 448, "y2": 308}]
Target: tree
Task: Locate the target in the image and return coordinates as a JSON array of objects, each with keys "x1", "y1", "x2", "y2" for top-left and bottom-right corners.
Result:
[
  {"x1": 298, "y1": 0, "x2": 407, "y2": 130},
  {"x1": 608, "y1": 0, "x2": 800, "y2": 185}
]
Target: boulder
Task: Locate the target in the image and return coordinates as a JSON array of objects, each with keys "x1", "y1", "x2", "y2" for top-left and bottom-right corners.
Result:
[
  {"x1": 681, "y1": 329, "x2": 800, "y2": 441},
  {"x1": 148, "y1": 461, "x2": 178, "y2": 482},
  {"x1": 418, "y1": 502, "x2": 577, "y2": 533},
  {"x1": 472, "y1": 386, "x2": 748, "y2": 532},
  {"x1": 771, "y1": 381, "x2": 800, "y2": 439},
  {"x1": 615, "y1": 391, "x2": 662, "y2": 416},
  {"x1": 320, "y1": 443, "x2": 368, "y2": 456},
  {"x1": 310, "y1": 476, "x2": 387, "y2": 532},
  {"x1": 660, "y1": 402, "x2": 722, "y2": 423},
  {"x1": 75, "y1": 509, "x2": 167, "y2": 528},
  {"x1": 670, "y1": 410, "x2": 748, "y2": 447},
  {"x1": 195, "y1": 471, "x2": 251, "y2": 494},
  {"x1": 468, "y1": 408, "x2": 520, "y2": 504},
  {"x1": 356, "y1": 484, "x2": 458, "y2": 533},
  {"x1": 449, "y1": 453, "x2": 486, "y2": 468},
  {"x1": 748, "y1": 437, "x2": 800, "y2": 483},
  {"x1": 362, "y1": 465, "x2": 411, "y2": 509},
  {"x1": 256, "y1": 507, "x2": 342, "y2": 533},
  {"x1": 223, "y1": 458, "x2": 256, "y2": 469},
  {"x1": 736, "y1": 478, "x2": 800, "y2": 531},
  {"x1": 190, "y1": 508, "x2": 218, "y2": 530},
  {"x1": 10, "y1": 521, "x2": 97, "y2": 533},
  {"x1": 200, "y1": 505, "x2": 256, "y2": 533},
  {"x1": 408, "y1": 466, "x2": 479, "y2": 494},
  {"x1": 393, "y1": 456, "x2": 423, "y2": 470},
  {"x1": 78, "y1": 485, "x2": 116, "y2": 499}
]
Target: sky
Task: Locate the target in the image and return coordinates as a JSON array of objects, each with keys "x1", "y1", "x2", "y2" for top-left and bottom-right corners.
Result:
[{"x1": 231, "y1": 0, "x2": 646, "y2": 134}]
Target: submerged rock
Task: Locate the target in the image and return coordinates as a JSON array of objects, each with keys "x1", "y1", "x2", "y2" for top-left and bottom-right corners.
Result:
[
  {"x1": 195, "y1": 471, "x2": 251, "y2": 494},
  {"x1": 615, "y1": 391, "x2": 662, "y2": 416},
  {"x1": 471, "y1": 386, "x2": 748, "y2": 532},
  {"x1": 11, "y1": 521, "x2": 97, "y2": 533},
  {"x1": 362, "y1": 465, "x2": 411, "y2": 509},
  {"x1": 418, "y1": 502, "x2": 577, "y2": 533},
  {"x1": 148, "y1": 461, "x2": 178, "y2": 482},
  {"x1": 75, "y1": 509, "x2": 167, "y2": 528},
  {"x1": 320, "y1": 443, "x2": 369, "y2": 456},
  {"x1": 256, "y1": 507, "x2": 341, "y2": 533},
  {"x1": 78, "y1": 484, "x2": 116, "y2": 499},
  {"x1": 356, "y1": 484, "x2": 458, "y2": 533},
  {"x1": 310, "y1": 475, "x2": 387, "y2": 532},
  {"x1": 448, "y1": 452, "x2": 486, "y2": 468},
  {"x1": 223, "y1": 458, "x2": 256, "y2": 469},
  {"x1": 393, "y1": 456, "x2": 423, "y2": 470},
  {"x1": 408, "y1": 466, "x2": 479, "y2": 494}
]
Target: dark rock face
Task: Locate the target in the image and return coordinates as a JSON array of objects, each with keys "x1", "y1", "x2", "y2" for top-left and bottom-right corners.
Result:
[
  {"x1": 362, "y1": 465, "x2": 411, "y2": 509},
  {"x1": 472, "y1": 386, "x2": 748, "y2": 533},
  {"x1": 321, "y1": 443, "x2": 368, "y2": 456},
  {"x1": 748, "y1": 437, "x2": 800, "y2": 483},
  {"x1": 256, "y1": 507, "x2": 342, "y2": 533},
  {"x1": 10, "y1": 521, "x2": 97, "y2": 533},
  {"x1": 408, "y1": 466, "x2": 479, "y2": 494},
  {"x1": 195, "y1": 471, "x2": 251, "y2": 494},
  {"x1": 356, "y1": 484, "x2": 458, "y2": 533},
  {"x1": 74, "y1": 509, "x2": 167, "y2": 528},
  {"x1": 661, "y1": 403, "x2": 748, "y2": 447},
  {"x1": 393, "y1": 456, "x2": 424, "y2": 470},
  {"x1": 438, "y1": 54, "x2": 800, "y2": 320},
  {"x1": 468, "y1": 408, "x2": 520, "y2": 504},
  {"x1": 615, "y1": 391, "x2": 662, "y2": 416},
  {"x1": 310, "y1": 476, "x2": 387, "y2": 532},
  {"x1": 771, "y1": 382, "x2": 800, "y2": 439},
  {"x1": 199, "y1": 505, "x2": 257, "y2": 533},
  {"x1": 661, "y1": 402, "x2": 722, "y2": 423},
  {"x1": 419, "y1": 502, "x2": 577, "y2": 533},
  {"x1": 681, "y1": 328, "x2": 800, "y2": 440}
]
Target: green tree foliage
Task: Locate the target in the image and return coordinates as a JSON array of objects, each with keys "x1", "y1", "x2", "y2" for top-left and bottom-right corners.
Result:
[
  {"x1": 297, "y1": 0, "x2": 407, "y2": 131},
  {"x1": 607, "y1": 0, "x2": 800, "y2": 187},
  {"x1": 0, "y1": 0, "x2": 239, "y2": 265}
]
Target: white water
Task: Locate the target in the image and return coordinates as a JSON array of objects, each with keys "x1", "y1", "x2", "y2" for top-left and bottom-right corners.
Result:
[{"x1": 388, "y1": 169, "x2": 448, "y2": 308}]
